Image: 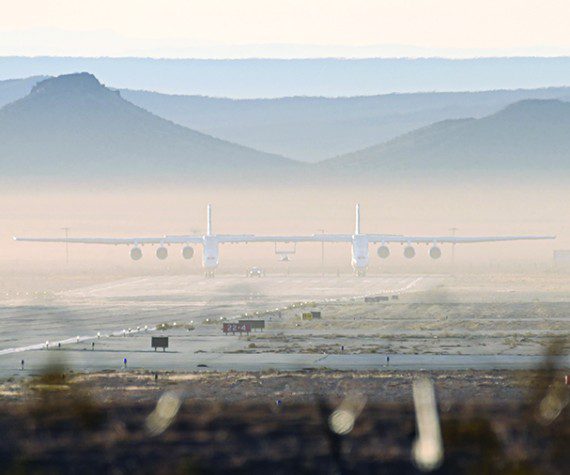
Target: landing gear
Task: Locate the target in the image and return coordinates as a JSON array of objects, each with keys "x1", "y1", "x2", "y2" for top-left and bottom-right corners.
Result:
[
  {"x1": 355, "y1": 269, "x2": 367, "y2": 277},
  {"x1": 204, "y1": 270, "x2": 215, "y2": 278}
]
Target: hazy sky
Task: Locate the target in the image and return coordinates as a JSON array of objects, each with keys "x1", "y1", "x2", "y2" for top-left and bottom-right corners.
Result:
[{"x1": 2, "y1": 0, "x2": 570, "y2": 57}]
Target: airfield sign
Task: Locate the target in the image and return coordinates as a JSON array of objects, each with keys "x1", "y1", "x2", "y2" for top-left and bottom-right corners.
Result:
[
  {"x1": 223, "y1": 323, "x2": 251, "y2": 335},
  {"x1": 151, "y1": 336, "x2": 169, "y2": 351}
]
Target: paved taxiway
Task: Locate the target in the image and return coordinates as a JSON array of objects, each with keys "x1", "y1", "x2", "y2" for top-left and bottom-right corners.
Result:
[{"x1": 2, "y1": 339, "x2": 568, "y2": 378}]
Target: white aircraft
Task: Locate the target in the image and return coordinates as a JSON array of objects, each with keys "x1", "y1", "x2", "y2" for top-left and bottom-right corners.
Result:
[{"x1": 14, "y1": 204, "x2": 555, "y2": 277}]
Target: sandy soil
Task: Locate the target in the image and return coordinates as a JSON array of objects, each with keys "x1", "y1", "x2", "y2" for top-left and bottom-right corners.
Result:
[{"x1": 258, "y1": 300, "x2": 570, "y2": 356}]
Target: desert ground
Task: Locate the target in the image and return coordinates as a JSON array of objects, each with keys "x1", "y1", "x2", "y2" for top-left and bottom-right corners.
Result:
[
  {"x1": 0, "y1": 270, "x2": 569, "y2": 378},
  {"x1": 0, "y1": 268, "x2": 568, "y2": 473},
  {"x1": 0, "y1": 368, "x2": 568, "y2": 474}
]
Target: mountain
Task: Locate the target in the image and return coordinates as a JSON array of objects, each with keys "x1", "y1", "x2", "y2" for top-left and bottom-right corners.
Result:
[
  {"x1": 320, "y1": 99, "x2": 570, "y2": 178},
  {"x1": 121, "y1": 87, "x2": 570, "y2": 162},
  {"x1": 4, "y1": 75, "x2": 570, "y2": 162},
  {"x1": 0, "y1": 75, "x2": 47, "y2": 108},
  {"x1": 3, "y1": 73, "x2": 569, "y2": 184},
  {"x1": 0, "y1": 73, "x2": 300, "y2": 181},
  {"x1": 4, "y1": 57, "x2": 570, "y2": 98}
]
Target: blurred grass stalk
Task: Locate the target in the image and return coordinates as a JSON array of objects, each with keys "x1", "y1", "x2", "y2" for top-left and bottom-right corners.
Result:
[{"x1": 412, "y1": 377, "x2": 444, "y2": 471}]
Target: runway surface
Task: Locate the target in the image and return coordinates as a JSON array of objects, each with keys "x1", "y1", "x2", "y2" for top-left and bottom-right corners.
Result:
[{"x1": 3, "y1": 347, "x2": 569, "y2": 377}]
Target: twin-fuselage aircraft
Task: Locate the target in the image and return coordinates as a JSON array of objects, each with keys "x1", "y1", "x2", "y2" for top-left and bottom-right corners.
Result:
[{"x1": 14, "y1": 204, "x2": 555, "y2": 276}]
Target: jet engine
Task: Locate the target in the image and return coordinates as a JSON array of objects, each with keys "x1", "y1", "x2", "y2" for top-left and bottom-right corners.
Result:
[
  {"x1": 377, "y1": 245, "x2": 390, "y2": 259},
  {"x1": 130, "y1": 247, "x2": 143, "y2": 261},
  {"x1": 182, "y1": 246, "x2": 195, "y2": 259},
  {"x1": 429, "y1": 246, "x2": 442, "y2": 259},
  {"x1": 403, "y1": 246, "x2": 416, "y2": 259},
  {"x1": 156, "y1": 246, "x2": 168, "y2": 260}
]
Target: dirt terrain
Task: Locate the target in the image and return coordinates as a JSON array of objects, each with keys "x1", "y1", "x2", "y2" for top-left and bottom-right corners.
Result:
[
  {"x1": 0, "y1": 369, "x2": 568, "y2": 474},
  {"x1": 0, "y1": 369, "x2": 549, "y2": 404},
  {"x1": 0, "y1": 270, "x2": 568, "y2": 472},
  {"x1": 0, "y1": 273, "x2": 570, "y2": 474},
  {"x1": 1, "y1": 271, "x2": 569, "y2": 378},
  {"x1": 252, "y1": 300, "x2": 570, "y2": 356}
]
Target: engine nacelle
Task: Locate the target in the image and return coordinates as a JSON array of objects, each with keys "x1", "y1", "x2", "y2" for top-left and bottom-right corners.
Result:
[
  {"x1": 404, "y1": 246, "x2": 416, "y2": 259},
  {"x1": 130, "y1": 247, "x2": 143, "y2": 261},
  {"x1": 429, "y1": 246, "x2": 442, "y2": 259},
  {"x1": 182, "y1": 246, "x2": 194, "y2": 260},
  {"x1": 377, "y1": 245, "x2": 390, "y2": 259},
  {"x1": 156, "y1": 246, "x2": 168, "y2": 260}
]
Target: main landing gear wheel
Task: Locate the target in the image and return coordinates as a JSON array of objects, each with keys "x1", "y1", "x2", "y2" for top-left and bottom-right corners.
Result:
[
  {"x1": 204, "y1": 271, "x2": 215, "y2": 278},
  {"x1": 356, "y1": 269, "x2": 367, "y2": 277}
]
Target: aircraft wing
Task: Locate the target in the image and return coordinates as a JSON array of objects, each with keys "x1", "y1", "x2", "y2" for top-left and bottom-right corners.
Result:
[
  {"x1": 13, "y1": 235, "x2": 204, "y2": 245},
  {"x1": 311, "y1": 234, "x2": 354, "y2": 243},
  {"x1": 366, "y1": 234, "x2": 556, "y2": 244},
  {"x1": 216, "y1": 234, "x2": 353, "y2": 244}
]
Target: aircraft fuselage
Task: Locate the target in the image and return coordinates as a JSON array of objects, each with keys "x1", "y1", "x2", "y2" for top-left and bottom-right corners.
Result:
[{"x1": 351, "y1": 234, "x2": 369, "y2": 275}]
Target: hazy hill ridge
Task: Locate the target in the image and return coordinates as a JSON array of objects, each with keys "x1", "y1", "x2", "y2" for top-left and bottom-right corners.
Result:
[
  {"x1": 0, "y1": 73, "x2": 300, "y2": 181},
  {"x1": 320, "y1": 99, "x2": 570, "y2": 177},
  {"x1": 0, "y1": 76, "x2": 48, "y2": 109},
  {"x1": 2, "y1": 73, "x2": 570, "y2": 184},
  {"x1": 3, "y1": 56, "x2": 570, "y2": 98},
  {"x1": 2, "y1": 75, "x2": 570, "y2": 162},
  {"x1": 119, "y1": 87, "x2": 570, "y2": 162}
]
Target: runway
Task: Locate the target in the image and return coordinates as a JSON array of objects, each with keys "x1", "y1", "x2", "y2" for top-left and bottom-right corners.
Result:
[{"x1": 2, "y1": 341, "x2": 568, "y2": 377}]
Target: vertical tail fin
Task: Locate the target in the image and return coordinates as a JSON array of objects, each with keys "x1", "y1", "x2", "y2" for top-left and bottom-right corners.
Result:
[
  {"x1": 355, "y1": 203, "x2": 361, "y2": 235},
  {"x1": 207, "y1": 204, "x2": 212, "y2": 236}
]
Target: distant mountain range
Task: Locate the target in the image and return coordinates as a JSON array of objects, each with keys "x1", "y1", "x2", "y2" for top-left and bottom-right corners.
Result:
[
  {"x1": 3, "y1": 75, "x2": 570, "y2": 162},
  {"x1": 3, "y1": 56, "x2": 570, "y2": 97},
  {"x1": 1, "y1": 72, "x2": 570, "y2": 183},
  {"x1": 0, "y1": 74, "x2": 299, "y2": 181},
  {"x1": 0, "y1": 76, "x2": 48, "y2": 108},
  {"x1": 320, "y1": 99, "x2": 570, "y2": 178},
  {"x1": 120, "y1": 88, "x2": 570, "y2": 162}
]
